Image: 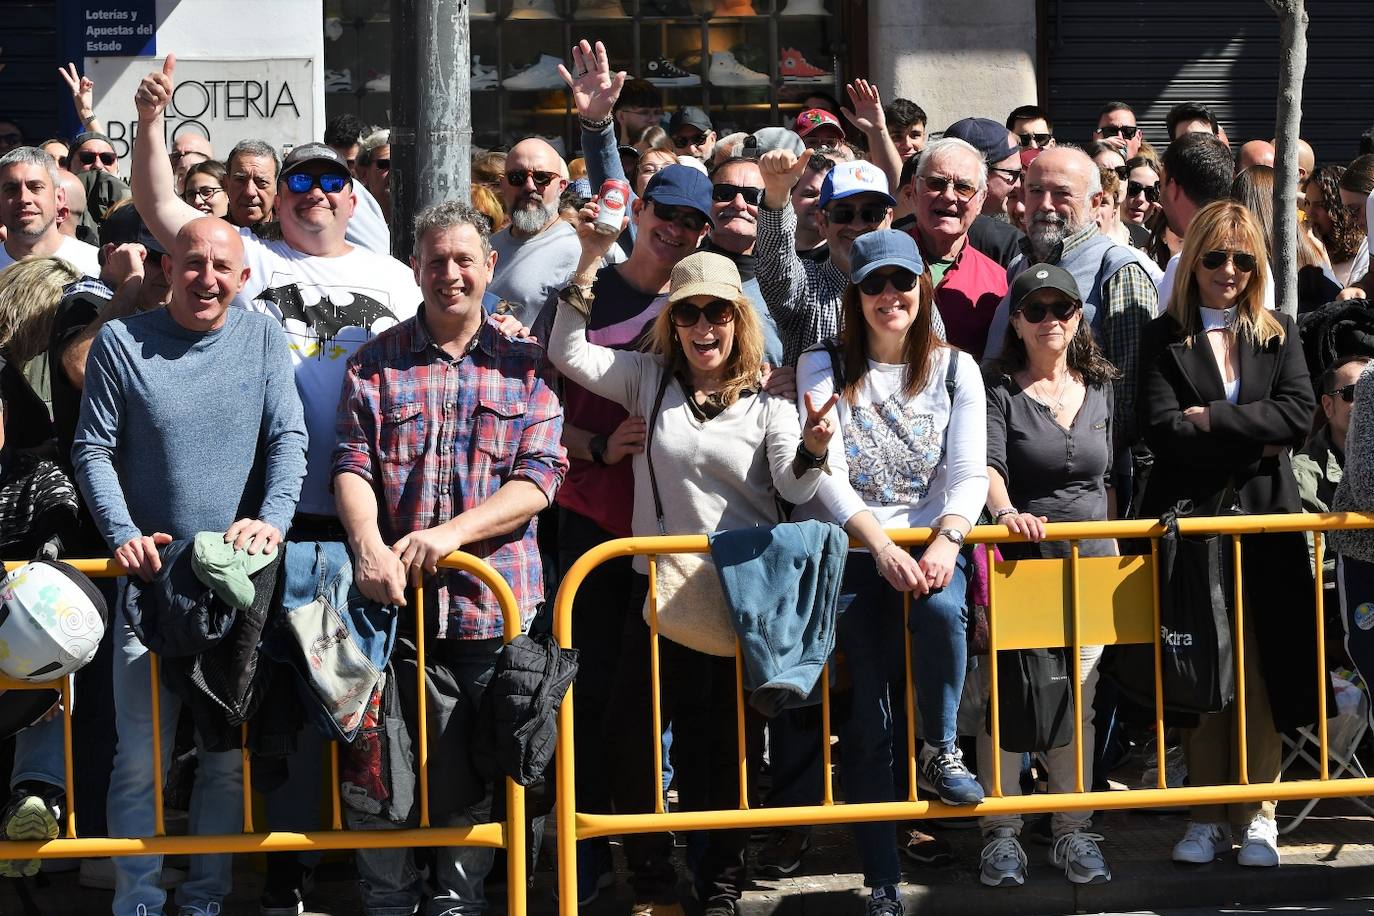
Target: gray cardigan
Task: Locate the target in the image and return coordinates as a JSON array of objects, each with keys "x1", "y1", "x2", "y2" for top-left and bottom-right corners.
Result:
[{"x1": 1329, "y1": 362, "x2": 1374, "y2": 562}]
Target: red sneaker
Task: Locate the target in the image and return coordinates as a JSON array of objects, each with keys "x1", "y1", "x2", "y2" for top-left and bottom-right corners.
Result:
[{"x1": 780, "y1": 47, "x2": 832, "y2": 83}]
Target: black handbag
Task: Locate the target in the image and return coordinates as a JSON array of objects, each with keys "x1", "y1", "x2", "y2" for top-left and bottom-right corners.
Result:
[{"x1": 987, "y1": 647, "x2": 1075, "y2": 752}]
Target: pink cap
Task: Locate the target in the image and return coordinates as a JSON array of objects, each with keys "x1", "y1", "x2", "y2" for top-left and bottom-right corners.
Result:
[{"x1": 793, "y1": 108, "x2": 845, "y2": 139}]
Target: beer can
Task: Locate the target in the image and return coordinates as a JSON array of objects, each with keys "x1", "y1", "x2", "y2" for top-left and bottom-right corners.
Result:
[{"x1": 595, "y1": 179, "x2": 631, "y2": 235}]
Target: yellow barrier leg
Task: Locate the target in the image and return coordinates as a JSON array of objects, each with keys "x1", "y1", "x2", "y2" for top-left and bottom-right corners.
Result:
[
  {"x1": 821, "y1": 662, "x2": 834, "y2": 806},
  {"x1": 1150, "y1": 539, "x2": 1167, "y2": 789},
  {"x1": 902, "y1": 589, "x2": 917, "y2": 801},
  {"x1": 735, "y1": 643, "x2": 749, "y2": 810},
  {"x1": 648, "y1": 555, "x2": 665, "y2": 816},
  {"x1": 987, "y1": 548, "x2": 1002, "y2": 798},
  {"x1": 330, "y1": 742, "x2": 343, "y2": 830},
  {"x1": 506, "y1": 775, "x2": 527, "y2": 916},
  {"x1": 1233, "y1": 536, "x2": 1248, "y2": 786},
  {"x1": 416, "y1": 585, "x2": 430, "y2": 828},
  {"x1": 1314, "y1": 531, "x2": 1329, "y2": 780},
  {"x1": 61, "y1": 675, "x2": 76, "y2": 838},
  {"x1": 151, "y1": 653, "x2": 166, "y2": 836},
  {"x1": 1070, "y1": 541, "x2": 1085, "y2": 794},
  {"x1": 241, "y1": 722, "x2": 253, "y2": 833}
]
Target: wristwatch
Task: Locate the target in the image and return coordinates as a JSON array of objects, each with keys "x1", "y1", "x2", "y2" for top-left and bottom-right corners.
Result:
[
  {"x1": 588, "y1": 434, "x2": 610, "y2": 467},
  {"x1": 935, "y1": 527, "x2": 966, "y2": 547}
]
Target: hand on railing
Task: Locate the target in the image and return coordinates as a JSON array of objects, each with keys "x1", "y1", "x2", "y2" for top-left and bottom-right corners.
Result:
[
  {"x1": 115, "y1": 532, "x2": 171, "y2": 581},
  {"x1": 998, "y1": 511, "x2": 1048, "y2": 542}
]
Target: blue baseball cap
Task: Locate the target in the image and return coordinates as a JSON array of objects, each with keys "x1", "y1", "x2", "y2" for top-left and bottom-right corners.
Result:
[
  {"x1": 848, "y1": 229, "x2": 925, "y2": 284},
  {"x1": 643, "y1": 164, "x2": 714, "y2": 223},
  {"x1": 819, "y1": 160, "x2": 895, "y2": 209},
  {"x1": 943, "y1": 117, "x2": 1019, "y2": 164}
]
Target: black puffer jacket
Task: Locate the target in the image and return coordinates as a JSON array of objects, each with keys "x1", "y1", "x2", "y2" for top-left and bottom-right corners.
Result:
[{"x1": 473, "y1": 633, "x2": 578, "y2": 793}]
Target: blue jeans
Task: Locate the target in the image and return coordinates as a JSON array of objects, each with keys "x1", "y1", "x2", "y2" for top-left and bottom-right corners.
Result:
[
  {"x1": 349, "y1": 636, "x2": 502, "y2": 916},
  {"x1": 835, "y1": 550, "x2": 968, "y2": 888},
  {"x1": 107, "y1": 616, "x2": 243, "y2": 915}
]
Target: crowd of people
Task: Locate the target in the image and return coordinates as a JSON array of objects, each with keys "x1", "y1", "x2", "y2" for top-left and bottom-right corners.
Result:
[{"x1": 0, "y1": 37, "x2": 1372, "y2": 916}]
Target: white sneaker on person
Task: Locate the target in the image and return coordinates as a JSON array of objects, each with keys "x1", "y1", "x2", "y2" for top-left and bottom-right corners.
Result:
[
  {"x1": 1171, "y1": 821, "x2": 1231, "y2": 863},
  {"x1": 1237, "y1": 813, "x2": 1280, "y2": 867},
  {"x1": 979, "y1": 827, "x2": 1027, "y2": 887},
  {"x1": 1050, "y1": 830, "x2": 1111, "y2": 884}
]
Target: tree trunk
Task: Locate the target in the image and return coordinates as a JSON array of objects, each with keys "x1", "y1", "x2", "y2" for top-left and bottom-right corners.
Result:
[{"x1": 1265, "y1": 0, "x2": 1308, "y2": 319}]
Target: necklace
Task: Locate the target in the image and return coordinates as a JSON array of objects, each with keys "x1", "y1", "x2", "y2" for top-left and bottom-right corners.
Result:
[{"x1": 1029, "y1": 371, "x2": 1072, "y2": 419}]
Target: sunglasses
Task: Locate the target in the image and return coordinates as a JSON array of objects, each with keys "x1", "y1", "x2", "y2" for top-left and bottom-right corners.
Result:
[
  {"x1": 1015, "y1": 298, "x2": 1080, "y2": 323},
  {"x1": 79, "y1": 150, "x2": 117, "y2": 166},
  {"x1": 1096, "y1": 125, "x2": 1139, "y2": 140},
  {"x1": 506, "y1": 169, "x2": 558, "y2": 189},
  {"x1": 921, "y1": 175, "x2": 979, "y2": 201},
  {"x1": 1127, "y1": 180, "x2": 1160, "y2": 202},
  {"x1": 858, "y1": 268, "x2": 920, "y2": 297},
  {"x1": 672, "y1": 132, "x2": 707, "y2": 149},
  {"x1": 670, "y1": 299, "x2": 736, "y2": 327},
  {"x1": 374, "y1": 158, "x2": 391, "y2": 170},
  {"x1": 989, "y1": 166, "x2": 1022, "y2": 185},
  {"x1": 825, "y1": 202, "x2": 890, "y2": 225},
  {"x1": 711, "y1": 183, "x2": 764, "y2": 206},
  {"x1": 1110, "y1": 165, "x2": 1129, "y2": 181},
  {"x1": 284, "y1": 171, "x2": 349, "y2": 194},
  {"x1": 1330, "y1": 383, "x2": 1357, "y2": 403},
  {"x1": 650, "y1": 201, "x2": 708, "y2": 232},
  {"x1": 1019, "y1": 132, "x2": 1053, "y2": 148},
  {"x1": 1199, "y1": 249, "x2": 1258, "y2": 272},
  {"x1": 182, "y1": 185, "x2": 224, "y2": 202}
]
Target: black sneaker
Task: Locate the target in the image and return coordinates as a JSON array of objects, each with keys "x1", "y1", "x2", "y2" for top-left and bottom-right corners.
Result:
[
  {"x1": 898, "y1": 827, "x2": 953, "y2": 866},
  {"x1": 644, "y1": 57, "x2": 701, "y2": 87},
  {"x1": 258, "y1": 861, "x2": 314, "y2": 916},
  {"x1": 756, "y1": 830, "x2": 810, "y2": 876}
]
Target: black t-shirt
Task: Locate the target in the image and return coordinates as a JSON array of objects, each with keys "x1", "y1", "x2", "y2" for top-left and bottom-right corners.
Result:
[
  {"x1": 966, "y1": 215, "x2": 1024, "y2": 269},
  {"x1": 49, "y1": 282, "x2": 108, "y2": 467},
  {"x1": 0, "y1": 351, "x2": 54, "y2": 468}
]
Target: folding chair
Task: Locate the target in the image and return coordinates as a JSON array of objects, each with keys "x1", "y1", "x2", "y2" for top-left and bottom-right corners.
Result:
[{"x1": 1278, "y1": 676, "x2": 1374, "y2": 834}]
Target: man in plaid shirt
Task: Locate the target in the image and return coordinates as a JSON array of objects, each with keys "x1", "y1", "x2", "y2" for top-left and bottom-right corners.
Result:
[{"x1": 333, "y1": 200, "x2": 567, "y2": 915}]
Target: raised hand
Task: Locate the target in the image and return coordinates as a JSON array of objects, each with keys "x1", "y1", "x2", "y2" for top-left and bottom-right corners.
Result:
[
  {"x1": 557, "y1": 39, "x2": 625, "y2": 124},
  {"x1": 841, "y1": 79, "x2": 886, "y2": 135},
  {"x1": 801, "y1": 391, "x2": 840, "y2": 458},
  {"x1": 574, "y1": 197, "x2": 626, "y2": 261},
  {"x1": 134, "y1": 55, "x2": 176, "y2": 121}
]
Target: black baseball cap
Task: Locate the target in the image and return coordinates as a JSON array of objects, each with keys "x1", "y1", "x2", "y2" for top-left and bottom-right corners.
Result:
[
  {"x1": 278, "y1": 142, "x2": 351, "y2": 181},
  {"x1": 1010, "y1": 263, "x2": 1081, "y2": 310},
  {"x1": 943, "y1": 117, "x2": 1020, "y2": 165},
  {"x1": 667, "y1": 107, "x2": 712, "y2": 136}
]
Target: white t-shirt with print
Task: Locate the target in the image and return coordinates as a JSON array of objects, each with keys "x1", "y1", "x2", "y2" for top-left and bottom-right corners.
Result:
[
  {"x1": 235, "y1": 230, "x2": 421, "y2": 515},
  {"x1": 0, "y1": 235, "x2": 101, "y2": 277}
]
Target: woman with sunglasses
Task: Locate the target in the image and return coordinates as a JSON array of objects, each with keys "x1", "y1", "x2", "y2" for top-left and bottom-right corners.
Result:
[
  {"x1": 795, "y1": 228, "x2": 987, "y2": 916},
  {"x1": 1137, "y1": 200, "x2": 1319, "y2": 870},
  {"x1": 550, "y1": 229, "x2": 834, "y2": 915},
  {"x1": 977, "y1": 263, "x2": 1119, "y2": 888},
  {"x1": 180, "y1": 160, "x2": 229, "y2": 218}
]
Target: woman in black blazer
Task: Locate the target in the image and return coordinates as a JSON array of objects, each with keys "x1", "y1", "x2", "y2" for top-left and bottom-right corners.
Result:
[{"x1": 1137, "y1": 200, "x2": 1318, "y2": 870}]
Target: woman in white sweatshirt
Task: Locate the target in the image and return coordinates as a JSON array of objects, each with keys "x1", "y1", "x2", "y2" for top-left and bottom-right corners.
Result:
[
  {"x1": 796, "y1": 228, "x2": 988, "y2": 916},
  {"x1": 549, "y1": 197, "x2": 835, "y2": 916}
]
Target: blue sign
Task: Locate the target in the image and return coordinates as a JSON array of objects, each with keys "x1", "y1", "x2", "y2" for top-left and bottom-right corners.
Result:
[{"x1": 81, "y1": 1, "x2": 156, "y2": 57}]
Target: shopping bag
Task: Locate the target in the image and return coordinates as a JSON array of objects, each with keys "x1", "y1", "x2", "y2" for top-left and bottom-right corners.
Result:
[{"x1": 988, "y1": 647, "x2": 1075, "y2": 752}]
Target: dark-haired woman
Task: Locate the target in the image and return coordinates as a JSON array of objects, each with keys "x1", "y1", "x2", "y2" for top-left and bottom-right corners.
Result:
[
  {"x1": 975, "y1": 263, "x2": 1118, "y2": 888},
  {"x1": 797, "y1": 229, "x2": 987, "y2": 916},
  {"x1": 180, "y1": 159, "x2": 229, "y2": 218},
  {"x1": 1138, "y1": 200, "x2": 1318, "y2": 869}
]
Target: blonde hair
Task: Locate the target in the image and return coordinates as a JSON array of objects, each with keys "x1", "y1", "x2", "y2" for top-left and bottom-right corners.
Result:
[
  {"x1": 470, "y1": 183, "x2": 506, "y2": 233},
  {"x1": 0, "y1": 256, "x2": 82, "y2": 363},
  {"x1": 646, "y1": 291, "x2": 765, "y2": 408},
  {"x1": 1167, "y1": 200, "x2": 1284, "y2": 348}
]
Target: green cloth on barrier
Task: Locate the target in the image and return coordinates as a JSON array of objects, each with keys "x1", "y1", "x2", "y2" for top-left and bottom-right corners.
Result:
[{"x1": 192, "y1": 531, "x2": 277, "y2": 610}]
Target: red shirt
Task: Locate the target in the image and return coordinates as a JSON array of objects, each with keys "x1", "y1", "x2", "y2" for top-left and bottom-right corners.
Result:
[{"x1": 907, "y1": 227, "x2": 1009, "y2": 360}]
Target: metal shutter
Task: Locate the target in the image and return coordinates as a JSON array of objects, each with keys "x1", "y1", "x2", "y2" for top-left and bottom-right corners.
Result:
[
  {"x1": 1044, "y1": 0, "x2": 1374, "y2": 165},
  {"x1": 0, "y1": 0, "x2": 60, "y2": 143}
]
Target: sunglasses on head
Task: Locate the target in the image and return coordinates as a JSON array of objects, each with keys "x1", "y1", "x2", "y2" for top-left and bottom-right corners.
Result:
[
  {"x1": 1019, "y1": 132, "x2": 1053, "y2": 148},
  {"x1": 374, "y1": 158, "x2": 391, "y2": 170},
  {"x1": 670, "y1": 299, "x2": 736, "y2": 327},
  {"x1": 650, "y1": 201, "x2": 708, "y2": 232},
  {"x1": 79, "y1": 150, "x2": 117, "y2": 166},
  {"x1": 1200, "y1": 249, "x2": 1258, "y2": 272},
  {"x1": 921, "y1": 175, "x2": 979, "y2": 201},
  {"x1": 1015, "y1": 298, "x2": 1080, "y2": 323},
  {"x1": 506, "y1": 169, "x2": 558, "y2": 189},
  {"x1": 284, "y1": 171, "x2": 349, "y2": 194},
  {"x1": 1127, "y1": 180, "x2": 1160, "y2": 202},
  {"x1": 825, "y1": 202, "x2": 890, "y2": 225},
  {"x1": 1097, "y1": 125, "x2": 1139, "y2": 140},
  {"x1": 711, "y1": 183, "x2": 764, "y2": 206},
  {"x1": 858, "y1": 268, "x2": 920, "y2": 297},
  {"x1": 989, "y1": 166, "x2": 1022, "y2": 185},
  {"x1": 673, "y1": 132, "x2": 707, "y2": 149},
  {"x1": 1330, "y1": 383, "x2": 1357, "y2": 403}
]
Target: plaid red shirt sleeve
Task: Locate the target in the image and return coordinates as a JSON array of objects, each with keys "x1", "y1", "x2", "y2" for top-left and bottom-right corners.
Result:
[{"x1": 333, "y1": 314, "x2": 568, "y2": 639}]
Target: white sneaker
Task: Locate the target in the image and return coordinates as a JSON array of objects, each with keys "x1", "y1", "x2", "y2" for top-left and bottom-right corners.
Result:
[
  {"x1": 1050, "y1": 830, "x2": 1111, "y2": 884},
  {"x1": 1171, "y1": 821, "x2": 1231, "y2": 863},
  {"x1": 324, "y1": 68, "x2": 353, "y2": 93},
  {"x1": 1237, "y1": 814, "x2": 1279, "y2": 867},
  {"x1": 364, "y1": 71, "x2": 391, "y2": 92},
  {"x1": 979, "y1": 827, "x2": 1027, "y2": 887},
  {"x1": 504, "y1": 54, "x2": 566, "y2": 90},
  {"x1": 708, "y1": 50, "x2": 770, "y2": 87},
  {"x1": 472, "y1": 56, "x2": 500, "y2": 90}
]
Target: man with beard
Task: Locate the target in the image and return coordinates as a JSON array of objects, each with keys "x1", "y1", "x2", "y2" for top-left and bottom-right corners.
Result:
[
  {"x1": 982, "y1": 146, "x2": 1155, "y2": 493},
  {"x1": 701, "y1": 156, "x2": 784, "y2": 364},
  {"x1": 0, "y1": 146, "x2": 100, "y2": 274},
  {"x1": 488, "y1": 137, "x2": 581, "y2": 325}
]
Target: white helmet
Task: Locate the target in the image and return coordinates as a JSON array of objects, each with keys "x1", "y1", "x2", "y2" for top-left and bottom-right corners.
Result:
[{"x1": 0, "y1": 561, "x2": 107, "y2": 683}]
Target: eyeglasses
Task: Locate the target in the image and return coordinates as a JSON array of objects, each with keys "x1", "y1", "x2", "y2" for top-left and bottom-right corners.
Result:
[
  {"x1": 1096, "y1": 125, "x2": 1139, "y2": 140},
  {"x1": 673, "y1": 132, "x2": 708, "y2": 149},
  {"x1": 284, "y1": 171, "x2": 350, "y2": 194},
  {"x1": 1330, "y1": 383, "x2": 1357, "y2": 403},
  {"x1": 506, "y1": 169, "x2": 558, "y2": 189},
  {"x1": 79, "y1": 150, "x2": 117, "y2": 166},
  {"x1": 858, "y1": 268, "x2": 920, "y2": 297},
  {"x1": 182, "y1": 186, "x2": 224, "y2": 202},
  {"x1": 1018, "y1": 132, "x2": 1053, "y2": 148},
  {"x1": 1199, "y1": 249, "x2": 1258, "y2": 272},
  {"x1": 1015, "y1": 298, "x2": 1080, "y2": 323},
  {"x1": 373, "y1": 158, "x2": 391, "y2": 171},
  {"x1": 650, "y1": 201, "x2": 708, "y2": 232},
  {"x1": 920, "y1": 175, "x2": 979, "y2": 201},
  {"x1": 1126, "y1": 180, "x2": 1160, "y2": 202},
  {"x1": 825, "y1": 202, "x2": 891, "y2": 225},
  {"x1": 989, "y1": 166, "x2": 1022, "y2": 185},
  {"x1": 711, "y1": 183, "x2": 763, "y2": 206},
  {"x1": 670, "y1": 299, "x2": 736, "y2": 327}
]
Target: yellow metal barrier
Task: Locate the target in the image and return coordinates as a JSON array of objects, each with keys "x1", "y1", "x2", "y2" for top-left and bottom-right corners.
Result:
[
  {"x1": 552, "y1": 512, "x2": 1374, "y2": 913},
  {"x1": 0, "y1": 553, "x2": 528, "y2": 916}
]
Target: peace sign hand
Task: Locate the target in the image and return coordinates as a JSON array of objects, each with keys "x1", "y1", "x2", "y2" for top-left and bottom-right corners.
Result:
[
  {"x1": 801, "y1": 391, "x2": 840, "y2": 458},
  {"x1": 557, "y1": 39, "x2": 626, "y2": 124}
]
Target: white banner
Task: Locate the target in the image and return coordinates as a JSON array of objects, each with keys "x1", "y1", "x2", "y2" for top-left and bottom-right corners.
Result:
[{"x1": 87, "y1": 56, "x2": 317, "y2": 165}]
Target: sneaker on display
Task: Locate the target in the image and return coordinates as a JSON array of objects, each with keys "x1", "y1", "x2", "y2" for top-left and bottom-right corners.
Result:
[
  {"x1": 509, "y1": 0, "x2": 561, "y2": 18},
  {"x1": 645, "y1": 57, "x2": 700, "y2": 87},
  {"x1": 711, "y1": 0, "x2": 756, "y2": 15},
  {"x1": 779, "y1": 47, "x2": 832, "y2": 83},
  {"x1": 472, "y1": 56, "x2": 500, "y2": 90},
  {"x1": 324, "y1": 68, "x2": 353, "y2": 93},
  {"x1": 708, "y1": 50, "x2": 770, "y2": 87},
  {"x1": 324, "y1": 16, "x2": 344, "y2": 40},
  {"x1": 577, "y1": 0, "x2": 628, "y2": 17},
  {"x1": 364, "y1": 71, "x2": 391, "y2": 93},
  {"x1": 1050, "y1": 830, "x2": 1111, "y2": 884},
  {"x1": 504, "y1": 54, "x2": 566, "y2": 90},
  {"x1": 979, "y1": 827, "x2": 1028, "y2": 888}
]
